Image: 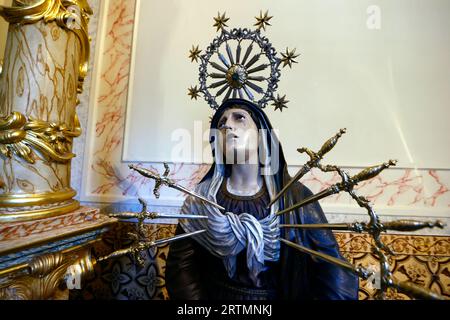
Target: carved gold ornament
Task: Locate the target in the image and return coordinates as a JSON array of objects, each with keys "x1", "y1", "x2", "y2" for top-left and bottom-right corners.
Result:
[
  {"x1": 0, "y1": 0, "x2": 92, "y2": 93},
  {"x1": 0, "y1": 245, "x2": 97, "y2": 300},
  {"x1": 0, "y1": 111, "x2": 81, "y2": 163}
]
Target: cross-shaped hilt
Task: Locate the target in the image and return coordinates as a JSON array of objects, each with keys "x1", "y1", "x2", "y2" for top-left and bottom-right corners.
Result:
[
  {"x1": 267, "y1": 129, "x2": 347, "y2": 209},
  {"x1": 153, "y1": 163, "x2": 171, "y2": 199},
  {"x1": 298, "y1": 128, "x2": 347, "y2": 163}
]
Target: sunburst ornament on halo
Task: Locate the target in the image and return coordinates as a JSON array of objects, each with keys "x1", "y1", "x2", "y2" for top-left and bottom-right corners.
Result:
[{"x1": 187, "y1": 11, "x2": 300, "y2": 112}]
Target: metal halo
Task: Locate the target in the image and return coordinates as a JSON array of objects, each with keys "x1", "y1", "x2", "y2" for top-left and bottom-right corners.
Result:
[
  {"x1": 188, "y1": 12, "x2": 299, "y2": 112},
  {"x1": 199, "y1": 28, "x2": 281, "y2": 110}
]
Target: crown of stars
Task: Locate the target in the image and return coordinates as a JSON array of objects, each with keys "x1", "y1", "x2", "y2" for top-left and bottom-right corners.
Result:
[
  {"x1": 213, "y1": 12, "x2": 229, "y2": 32},
  {"x1": 254, "y1": 10, "x2": 273, "y2": 31},
  {"x1": 189, "y1": 45, "x2": 202, "y2": 63},
  {"x1": 188, "y1": 85, "x2": 201, "y2": 100},
  {"x1": 280, "y1": 48, "x2": 300, "y2": 68},
  {"x1": 272, "y1": 94, "x2": 289, "y2": 112}
]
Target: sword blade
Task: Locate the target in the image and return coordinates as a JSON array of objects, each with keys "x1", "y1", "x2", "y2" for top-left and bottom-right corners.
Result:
[
  {"x1": 154, "y1": 213, "x2": 208, "y2": 220},
  {"x1": 109, "y1": 212, "x2": 207, "y2": 221},
  {"x1": 281, "y1": 239, "x2": 359, "y2": 274},
  {"x1": 280, "y1": 223, "x2": 355, "y2": 231},
  {"x1": 267, "y1": 165, "x2": 311, "y2": 209},
  {"x1": 275, "y1": 187, "x2": 335, "y2": 216},
  {"x1": 129, "y1": 165, "x2": 225, "y2": 212},
  {"x1": 171, "y1": 183, "x2": 225, "y2": 212},
  {"x1": 151, "y1": 229, "x2": 206, "y2": 247},
  {"x1": 96, "y1": 230, "x2": 206, "y2": 262}
]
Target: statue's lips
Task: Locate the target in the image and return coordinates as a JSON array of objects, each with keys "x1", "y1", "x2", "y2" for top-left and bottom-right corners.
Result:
[{"x1": 226, "y1": 132, "x2": 239, "y2": 140}]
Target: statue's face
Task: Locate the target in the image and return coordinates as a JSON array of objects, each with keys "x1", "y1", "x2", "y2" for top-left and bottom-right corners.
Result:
[{"x1": 217, "y1": 107, "x2": 259, "y2": 164}]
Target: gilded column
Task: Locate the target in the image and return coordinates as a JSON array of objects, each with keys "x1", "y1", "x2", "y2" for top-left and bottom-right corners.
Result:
[{"x1": 0, "y1": 0, "x2": 92, "y2": 222}]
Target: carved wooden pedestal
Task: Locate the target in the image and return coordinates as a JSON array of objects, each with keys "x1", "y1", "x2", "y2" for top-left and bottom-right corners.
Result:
[{"x1": 0, "y1": 207, "x2": 115, "y2": 300}]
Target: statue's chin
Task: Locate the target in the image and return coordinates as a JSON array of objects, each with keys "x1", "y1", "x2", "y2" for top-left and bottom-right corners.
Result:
[{"x1": 223, "y1": 150, "x2": 259, "y2": 165}]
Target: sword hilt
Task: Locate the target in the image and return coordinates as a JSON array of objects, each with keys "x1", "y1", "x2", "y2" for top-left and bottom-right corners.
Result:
[
  {"x1": 381, "y1": 220, "x2": 446, "y2": 232},
  {"x1": 96, "y1": 230, "x2": 206, "y2": 266},
  {"x1": 129, "y1": 164, "x2": 158, "y2": 179},
  {"x1": 350, "y1": 160, "x2": 398, "y2": 186},
  {"x1": 317, "y1": 128, "x2": 347, "y2": 158},
  {"x1": 154, "y1": 163, "x2": 171, "y2": 198},
  {"x1": 297, "y1": 128, "x2": 347, "y2": 161},
  {"x1": 393, "y1": 280, "x2": 448, "y2": 300},
  {"x1": 129, "y1": 164, "x2": 175, "y2": 199}
]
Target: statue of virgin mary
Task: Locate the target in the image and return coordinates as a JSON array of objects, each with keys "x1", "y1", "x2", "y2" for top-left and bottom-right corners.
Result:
[{"x1": 166, "y1": 98, "x2": 359, "y2": 300}]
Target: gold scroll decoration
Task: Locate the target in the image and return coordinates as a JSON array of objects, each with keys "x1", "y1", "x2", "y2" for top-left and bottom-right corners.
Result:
[
  {"x1": 0, "y1": 246, "x2": 97, "y2": 300},
  {"x1": 0, "y1": 111, "x2": 81, "y2": 164}
]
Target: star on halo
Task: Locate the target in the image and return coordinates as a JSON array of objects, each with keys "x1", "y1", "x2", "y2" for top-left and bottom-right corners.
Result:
[
  {"x1": 280, "y1": 48, "x2": 300, "y2": 68},
  {"x1": 213, "y1": 12, "x2": 229, "y2": 32},
  {"x1": 188, "y1": 86, "x2": 201, "y2": 100},
  {"x1": 188, "y1": 45, "x2": 202, "y2": 63},
  {"x1": 272, "y1": 94, "x2": 289, "y2": 112},
  {"x1": 254, "y1": 10, "x2": 273, "y2": 31}
]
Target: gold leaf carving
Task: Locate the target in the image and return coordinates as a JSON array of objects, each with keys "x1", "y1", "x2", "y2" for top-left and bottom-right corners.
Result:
[
  {"x1": 0, "y1": 111, "x2": 81, "y2": 163},
  {"x1": 29, "y1": 252, "x2": 66, "y2": 277},
  {"x1": 0, "y1": 249, "x2": 93, "y2": 300}
]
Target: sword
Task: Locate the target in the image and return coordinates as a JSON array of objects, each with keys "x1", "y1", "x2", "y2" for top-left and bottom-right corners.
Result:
[
  {"x1": 267, "y1": 129, "x2": 347, "y2": 209},
  {"x1": 280, "y1": 220, "x2": 446, "y2": 233},
  {"x1": 129, "y1": 164, "x2": 225, "y2": 212},
  {"x1": 109, "y1": 212, "x2": 207, "y2": 220},
  {"x1": 275, "y1": 160, "x2": 397, "y2": 216},
  {"x1": 280, "y1": 222, "x2": 367, "y2": 232},
  {"x1": 280, "y1": 238, "x2": 373, "y2": 280},
  {"x1": 96, "y1": 229, "x2": 206, "y2": 263},
  {"x1": 107, "y1": 198, "x2": 208, "y2": 243},
  {"x1": 281, "y1": 239, "x2": 447, "y2": 300},
  {"x1": 108, "y1": 198, "x2": 208, "y2": 221}
]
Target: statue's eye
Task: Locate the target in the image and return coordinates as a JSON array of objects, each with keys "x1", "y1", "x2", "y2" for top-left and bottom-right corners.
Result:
[
  {"x1": 218, "y1": 119, "x2": 227, "y2": 128},
  {"x1": 235, "y1": 114, "x2": 245, "y2": 121}
]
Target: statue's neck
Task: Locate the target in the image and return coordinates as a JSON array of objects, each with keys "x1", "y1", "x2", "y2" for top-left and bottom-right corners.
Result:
[{"x1": 227, "y1": 164, "x2": 263, "y2": 196}]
